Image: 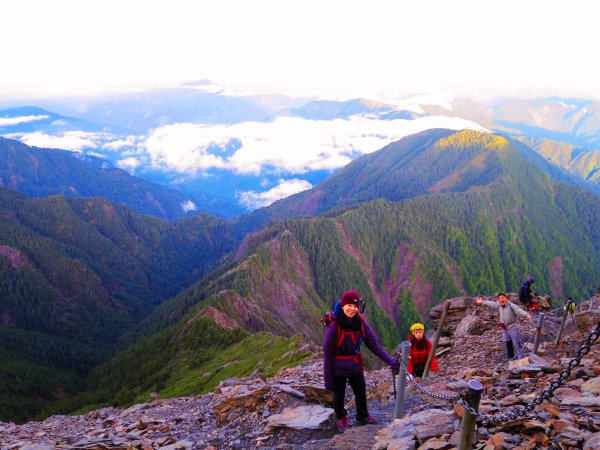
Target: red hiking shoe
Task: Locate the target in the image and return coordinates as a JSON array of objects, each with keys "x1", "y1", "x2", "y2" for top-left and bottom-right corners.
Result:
[
  {"x1": 357, "y1": 415, "x2": 379, "y2": 425},
  {"x1": 337, "y1": 416, "x2": 351, "y2": 431}
]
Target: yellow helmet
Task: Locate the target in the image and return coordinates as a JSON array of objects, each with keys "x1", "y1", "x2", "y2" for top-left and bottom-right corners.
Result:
[{"x1": 410, "y1": 323, "x2": 425, "y2": 334}]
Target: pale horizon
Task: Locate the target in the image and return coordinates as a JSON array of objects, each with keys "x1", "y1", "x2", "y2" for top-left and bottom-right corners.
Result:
[{"x1": 2, "y1": 0, "x2": 600, "y2": 102}]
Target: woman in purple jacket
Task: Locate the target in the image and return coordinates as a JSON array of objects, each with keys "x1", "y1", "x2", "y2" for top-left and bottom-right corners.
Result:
[{"x1": 323, "y1": 290, "x2": 399, "y2": 431}]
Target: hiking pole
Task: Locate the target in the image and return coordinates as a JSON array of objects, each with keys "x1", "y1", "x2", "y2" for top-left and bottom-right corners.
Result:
[
  {"x1": 532, "y1": 313, "x2": 545, "y2": 355},
  {"x1": 423, "y1": 300, "x2": 450, "y2": 378},
  {"x1": 555, "y1": 298, "x2": 573, "y2": 345},
  {"x1": 394, "y1": 341, "x2": 411, "y2": 419}
]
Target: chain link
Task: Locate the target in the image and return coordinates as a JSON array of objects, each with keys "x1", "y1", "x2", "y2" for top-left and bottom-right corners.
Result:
[
  {"x1": 458, "y1": 396, "x2": 480, "y2": 417},
  {"x1": 398, "y1": 362, "x2": 461, "y2": 402}
]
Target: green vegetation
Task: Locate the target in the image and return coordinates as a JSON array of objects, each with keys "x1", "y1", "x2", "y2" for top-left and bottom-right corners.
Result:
[
  {"x1": 515, "y1": 136, "x2": 600, "y2": 187},
  {"x1": 0, "y1": 187, "x2": 237, "y2": 421},
  {"x1": 42, "y1": 316, "x2": 311, "y2": 417}
]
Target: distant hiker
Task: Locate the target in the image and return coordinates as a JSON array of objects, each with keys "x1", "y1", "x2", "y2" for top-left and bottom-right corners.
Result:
[
  {"x1": 567, "y1": 297, "x2": 576, "y2": 317},
  {"x1": 476, "y1": 293, "x2": 531, "y2": 360},
  {"x1": 519, "y1": 277, "x2": 539, "y2": 311},
  {"x1": 407, "y1": 323, "x2": 438, "y2": 378},
  {"x1": 323, "y1": 290, "x2": 400, "y2": 431}
]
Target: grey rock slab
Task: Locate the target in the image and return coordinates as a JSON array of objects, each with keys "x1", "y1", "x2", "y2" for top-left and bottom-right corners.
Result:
[{"x1": 266, "y1": 405, "x2": 334, "y2": 430}]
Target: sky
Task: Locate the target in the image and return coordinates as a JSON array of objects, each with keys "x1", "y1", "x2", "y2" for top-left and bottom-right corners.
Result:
[{"x1": 3, "y1": 0, "x2": 600, "y2": 101}]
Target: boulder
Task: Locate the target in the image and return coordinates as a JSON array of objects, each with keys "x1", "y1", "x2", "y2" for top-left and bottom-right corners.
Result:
[
  {"x1": 561, "y1": 396, "x2": 600, "y2": 407},
  {"x1": 508, "y1": 354, "x2": 551, "y2": 374},
  {"x1": 454, "y1": 314, "x2": 486, "y2": 336},
  {"x1": 374, "y1": 416, "x2": 417, "y2": 450},
  {"x1": 580, "y1": 377, "x2": 600, "y2": 394},
  {"x1": 266, "y1": 405, "x2": 334, "y2": 430},
  {"x1": 574, "y1": 310, "x2": 600, "y2": 332},
  {"x1": 410, "y1": 408, "x2": 456, "y2": 441}
]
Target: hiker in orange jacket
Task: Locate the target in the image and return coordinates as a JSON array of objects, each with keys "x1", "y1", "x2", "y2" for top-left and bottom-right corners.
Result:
[{"x1": 407, "y1": 323, "x2": 438, "y2": 378}]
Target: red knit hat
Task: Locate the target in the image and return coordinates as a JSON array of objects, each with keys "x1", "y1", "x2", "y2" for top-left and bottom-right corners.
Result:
[{"x1": 341, "y1": 290, "x2": 361, "y2": 308}]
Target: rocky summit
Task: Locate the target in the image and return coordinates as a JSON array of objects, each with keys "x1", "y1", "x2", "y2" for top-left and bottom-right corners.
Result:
[{"x1": 1, "y1": 295, "x2": 599, "y2": 450}]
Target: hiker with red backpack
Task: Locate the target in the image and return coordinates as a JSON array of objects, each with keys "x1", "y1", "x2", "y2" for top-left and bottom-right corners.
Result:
[{"x1": 323, "y1": 290, "x2": 400, "y2": 431}]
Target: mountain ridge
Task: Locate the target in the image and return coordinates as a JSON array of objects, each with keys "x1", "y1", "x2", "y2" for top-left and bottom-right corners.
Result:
[{"x1": 0, "y1": 137, "x2": 227, "y2": 221}]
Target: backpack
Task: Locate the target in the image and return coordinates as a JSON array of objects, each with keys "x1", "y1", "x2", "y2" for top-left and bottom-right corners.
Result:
[
  {"x1": 319, "y1": 300, "x2": 366, "y2": 355},
  {"x1": 319, "y1": 297, "x2": 367, "y2": 326}
]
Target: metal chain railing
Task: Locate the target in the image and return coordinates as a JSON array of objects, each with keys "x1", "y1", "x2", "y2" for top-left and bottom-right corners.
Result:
[
  {"x1": 394, "y1": 321, "x2": 600, "y2": 425},
  {"x1": 400, "y1": 364, "x2": 462, "y2": 402},
  {"x1": 480, "y1": 320, "x2": 599, "y2": 424}
]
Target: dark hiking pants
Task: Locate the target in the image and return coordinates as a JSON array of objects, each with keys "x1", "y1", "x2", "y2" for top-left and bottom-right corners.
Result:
[{"x1": 332, "y1": 372, "x2": 369, "y2": 420}]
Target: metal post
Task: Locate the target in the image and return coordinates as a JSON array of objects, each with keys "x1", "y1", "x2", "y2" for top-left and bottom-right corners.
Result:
[
  {"x1": 555, "y1": 299, "x2": 573, "y2": 345},
  {"x1": 458, "y1": 380, "x2": 483, "y2": 450},
  {"x1": 532, "y1": 313, "x2": 545, "y2": 355},
  {"x1": 394, "y1": 340, "x2": 411, "y2": 419},
  {"x1": 423, "y1": 300, "x2": 450, "y2": 378}
]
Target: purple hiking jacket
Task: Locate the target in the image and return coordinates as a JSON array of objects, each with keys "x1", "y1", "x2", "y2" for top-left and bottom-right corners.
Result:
[{"x1": 323, "y1": 315, "x2": 397, "y2": 390}]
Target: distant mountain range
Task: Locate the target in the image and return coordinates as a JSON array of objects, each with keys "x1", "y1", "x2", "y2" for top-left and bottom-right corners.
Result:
[
  {"x1": 2, "y1": 89, "x2": 600, "y2": 216},
  {"x1": 0, "y1": 137, "x2": 194, "y2": 221},
  {"x1": 515, "y1": 136, "x2": 600, "y2": 186},
  {"x1": 278, "y1": 98, "x2": 421, "y2": 120},
  {"x1": 0, "y1": 106, "x2": 107, "y2": 134},
  {"x1": 0, "y1": 137, "x2": 242, "y2": 219},
  {"x1": 421, "y1": 97, "x2": 600, "y2": 149}
]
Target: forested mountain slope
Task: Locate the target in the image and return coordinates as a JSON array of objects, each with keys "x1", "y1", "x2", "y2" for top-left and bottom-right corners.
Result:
[
  {"x1": 0, "y1": 188, "x2": 237, "y2": 421},
  {"x1": 515, "y1": 136, "x2": 600, "y2": 188},
  {"x1": 0, "y1": 137, "x2": 213, "y2": 221}
]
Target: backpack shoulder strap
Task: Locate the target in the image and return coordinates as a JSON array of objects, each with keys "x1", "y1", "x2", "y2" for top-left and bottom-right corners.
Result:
[{"x1": 334, "y1": 322, "x2": 345, "y2": 348}]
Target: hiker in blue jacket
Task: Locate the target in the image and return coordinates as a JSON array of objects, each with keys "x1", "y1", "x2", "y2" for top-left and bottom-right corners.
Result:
[{"x1": 323, "y1": 290, "x2": 399, "y2": 431}]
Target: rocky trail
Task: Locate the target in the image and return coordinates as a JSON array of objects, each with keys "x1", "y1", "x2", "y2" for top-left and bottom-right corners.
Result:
[{"x1": 1, "y1": 295, "x2": 600, "y2": 450}]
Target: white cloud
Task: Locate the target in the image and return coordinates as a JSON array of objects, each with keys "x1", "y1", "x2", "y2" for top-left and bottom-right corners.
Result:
[
  {"x1": 14, "y1": 130, "x2": 115, "y2": 152},
  {"x1": 0, "y1": 115, "x2": 49, "y2": 126},
  {"x1": 237, "y1": 178, "x2": 313, "y2": 210},
  {"x1": 141, "y1": 115, "x2": 488, "y2": 175},
  {"x1": 20, "y1": 131, "x2": 89, "y2": 151},
  {"x1": 181, "y1": 200, "x2": 197, "y2": 213},
  {"x1": 116, "y1": 157, "x2": 141, "y2": 172},
  {"x1": 102, "y1": 135, "x2": 140, "y2": 150},
  {"x1": 144, "y1": 123, "x2": 229, "y2": 173}
]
